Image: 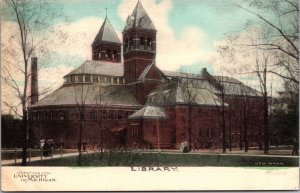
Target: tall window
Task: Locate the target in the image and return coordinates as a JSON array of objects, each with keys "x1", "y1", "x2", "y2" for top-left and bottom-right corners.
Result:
[{"x1": 71, "y1": 76, "x2": 75, "y2": 83}]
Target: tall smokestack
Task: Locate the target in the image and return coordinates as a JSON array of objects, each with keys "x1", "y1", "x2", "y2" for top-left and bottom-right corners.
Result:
[{"x1": 30, "y1": 57, "x2": 38, "y2": 105}]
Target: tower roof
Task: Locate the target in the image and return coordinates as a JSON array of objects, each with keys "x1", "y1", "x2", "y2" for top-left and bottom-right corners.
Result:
[
  {"x1": 92, "y1": 17, "x2": 121, "y2": 46},
  {"x1": 124, "y1": 1, "x2": 156, "y2": 31}
]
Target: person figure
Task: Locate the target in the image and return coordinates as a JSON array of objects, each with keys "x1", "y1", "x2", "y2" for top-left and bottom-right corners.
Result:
[
  {"x1": 43, "y1": 141, "x2": 50, "y2": 157},
  {"x1": 292, "y1": 138, "x2": 299, "y2": 156},
  {"x1": 60, "y1": 139, "x2": 64, "y2": 149}
]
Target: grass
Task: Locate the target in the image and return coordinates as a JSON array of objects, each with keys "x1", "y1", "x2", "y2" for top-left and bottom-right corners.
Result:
[{"x1": 27, "y1": 152, "x2": 299, "y2": 167}]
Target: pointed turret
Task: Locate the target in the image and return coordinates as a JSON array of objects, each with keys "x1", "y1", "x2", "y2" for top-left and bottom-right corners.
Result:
[
  {"x1": 124, "y1": 0, "x2": 156, "y2": 31},
  {"x1": 93, "y1": 17, "x2": 121, "y2": 46},
  {"x1": 92, "y1": 17, "x2": 121, "y2": 63}
]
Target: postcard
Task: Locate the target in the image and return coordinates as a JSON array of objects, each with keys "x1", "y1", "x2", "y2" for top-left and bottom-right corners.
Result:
[{"x1": 1, "y1": 0, "x2": 299, "y2": 191}]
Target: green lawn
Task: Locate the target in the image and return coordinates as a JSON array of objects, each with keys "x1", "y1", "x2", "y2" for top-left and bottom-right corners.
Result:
[{"x1": 28, "y1": 152, "x2": 299, "y2": 167}]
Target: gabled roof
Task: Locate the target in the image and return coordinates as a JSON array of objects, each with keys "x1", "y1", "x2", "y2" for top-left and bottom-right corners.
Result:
[
  {"x1": 92, "y1": 17, "x2": 121, "y2": 46},
  {"x1": 137, "y1": 62, "x2": 165, "y2": 81},
  {"x1": 32, "y1": 84, "x2": 141, "y2": 107},
  {"x1": 65, "y1": 60, "x2": 123, "y2": 77},
  {"x1": 128, "y1": 106, "x2": 167, "y2": 119},
  {"x1": 124, "y1": 1, "x2": 156, "y2": 31}
]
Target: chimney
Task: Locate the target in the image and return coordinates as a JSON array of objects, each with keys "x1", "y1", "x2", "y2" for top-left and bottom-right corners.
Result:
[{"x1": 30, "y1": 57, "x2": 38, "y2": 104}]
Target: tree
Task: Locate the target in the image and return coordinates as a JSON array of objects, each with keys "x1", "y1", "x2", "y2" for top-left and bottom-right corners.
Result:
[
  {"x1": 270, "y1": 82, "x2": 299, "y2": 146},
  {"x1": 2, "y1": 0, "x2": 67, "y2": 165},
  {"x1": 234, "y1": 0, "x2": 299, "y2": 85},
  {"x1": 94, "y1": 85, "x2": 110, "y2": 158},
  {"x1": 73, "y1": 72, "x2": 93, "y2": 165}
]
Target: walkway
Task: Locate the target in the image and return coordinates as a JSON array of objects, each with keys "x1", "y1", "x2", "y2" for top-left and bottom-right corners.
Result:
[{"x1": 2, "y1": 151, "x2": 79, "y2": 166}]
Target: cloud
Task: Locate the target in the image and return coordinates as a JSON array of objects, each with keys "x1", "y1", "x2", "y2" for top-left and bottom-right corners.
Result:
[{"x1": 118, "y1": 0, "x2": 211, "y2": 71}]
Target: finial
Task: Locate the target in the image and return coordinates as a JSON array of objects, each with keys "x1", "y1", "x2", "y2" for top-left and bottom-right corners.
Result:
[{"x1": 105, "y1": 7, "x2": 108, "y2": 18}]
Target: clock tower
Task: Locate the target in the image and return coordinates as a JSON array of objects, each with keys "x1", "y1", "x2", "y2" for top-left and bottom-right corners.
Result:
[{"x1": 123, "y1": 0, "x2": 157, "y2": 84}]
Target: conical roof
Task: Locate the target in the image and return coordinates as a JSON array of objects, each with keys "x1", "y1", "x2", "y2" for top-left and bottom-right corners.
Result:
[
  {"x1": 92, "y1": 17, "x2": 121, "y2": 46},
  {"x1": 124, "y1": 1, "x2": 156, "y2": 31}
]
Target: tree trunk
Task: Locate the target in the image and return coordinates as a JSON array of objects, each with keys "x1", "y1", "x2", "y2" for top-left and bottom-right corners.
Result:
[
  {"x1": 188, "y1": 106, "x2": 192, "y2": 151},
  {"x1": 263, "y1": 94, "x2": 269, "y2": 154},
  {"x1": 21, "y1": 106, "x2": 27, "y2": 166},
  {"x1": 78, "y1": 110, "x2": 83, "y2": 165}
]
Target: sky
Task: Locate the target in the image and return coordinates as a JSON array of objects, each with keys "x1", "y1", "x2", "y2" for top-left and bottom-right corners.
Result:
[
  {"x1": 2, "y1": 0, "x2": 284, "y2": 114},
  {"x1": 46, "y1": 0, "x2": 258, "y2": 73}
]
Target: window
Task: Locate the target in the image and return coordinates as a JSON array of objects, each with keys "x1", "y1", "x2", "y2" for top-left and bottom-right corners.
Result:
[
  {"x1": 147, "y1": 38, "x2": 152, "y2": 46},
  {"x1": 113, "y1": 77, "x2": 118, "y2": 84},
  {"x1": 69, "y1": 111, "x2": 79, "y2": 120},
  {"x1": 66, "y1": 76, "x2": 71, "y2": 83},
  {"x1": 90, "y1": 110, "x2": 96, "y2": 120},
  {"x1": 101, "y1": 110, "x2": 107, "y2": 120},
  {"x1": 140, "y1": 37, "x2": 145, "y2": 46},
  {"x1": 100, "y1": 76, "x2": 105, "y2": 83},
  {"x1": 107, "y1": 77, "x2": 111, "y2": 83},
  {"x1": 93, "y1": 76, "x2": 98, "y2": 82},
  {"x1": 112, "y1": 50, "x2": 117, "y2": 60},
  {"x1": 119, "y1": 78, "x2": 123, "y2": 84},
  {"x1": 106, "y1": 49, "x2": 112, "y2": 59},
  {"x1": 71, "y1": 76, "x2": 75, "y2": 83},
  {"x1": 98, "y1": 52, "x2": 101, "y2": 59},
  {"x1": 59, "y1": 111, "x2": 67, "y2": 120},
  {"x1": 118, "y1": 111, "x2": 123, "y2": 119},
  {"x1": 78, "y1": 75, "x2": 83, "y2": 82},
  {"x1": 108, "y1": 110, "x2": 114, "y2": 120},
  {"x1": 85, "y1": 75, "x2": 91, "y2": 82},
  {"x1": 45, "y1": 111, "x2": 50, "y2": 120}
]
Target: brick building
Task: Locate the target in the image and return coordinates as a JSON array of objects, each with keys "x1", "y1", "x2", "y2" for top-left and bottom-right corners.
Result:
[{"x1": 29, "y1": 1, "x2": 264, "y2": 149}]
